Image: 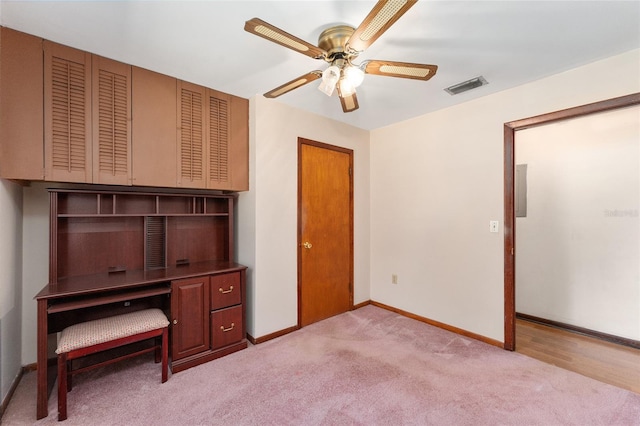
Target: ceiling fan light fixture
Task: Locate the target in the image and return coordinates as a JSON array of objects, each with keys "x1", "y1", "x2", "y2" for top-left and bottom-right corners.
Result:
[
  {"x1": 318, "y1": 65, "x2": 340, "y2": 96},
  {"x1": 344, "y1": 65, "x2": 365, "y2": 88},
  {"x1": 337, "y1": 78, "x2": 356, "y2": 97}
]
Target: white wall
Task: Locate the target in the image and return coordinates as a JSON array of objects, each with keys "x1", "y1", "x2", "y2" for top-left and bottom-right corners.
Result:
[
  {"x1": 370, "y1": 49, "x2": 640, "y2": 343},
  {"x1": 516, "y1": 106, "x2": 639, "y2": 340},
  {"x1": 0, "y1": 179, "x2": 22, "y2": 403},
  {"x1": 20, "y1": 182, "x2": 50, "y2": 365},
  {"x1": 237, "y1": 97, "x2": 257, "y2": 335},
  {"x1": 237, "y1": 96, "x2": 370, "y2": 339}
]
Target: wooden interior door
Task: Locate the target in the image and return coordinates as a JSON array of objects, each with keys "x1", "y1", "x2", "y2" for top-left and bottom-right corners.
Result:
[{"x1": 298, "y1": 138, "x2": 353, "y2": 327}]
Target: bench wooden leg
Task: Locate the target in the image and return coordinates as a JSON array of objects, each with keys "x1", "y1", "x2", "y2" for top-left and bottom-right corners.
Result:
[
  {"x1": 57, "y1": 353, "x2": 68, "y2": 421},
  {"x1": 161, "y1": 327, "x2": 168, "y2": 383}
]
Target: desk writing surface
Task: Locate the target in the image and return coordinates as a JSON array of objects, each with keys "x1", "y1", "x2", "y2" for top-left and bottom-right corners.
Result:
[{"x1": 35, "y1": 260, "x2": 248, "y2": 300}]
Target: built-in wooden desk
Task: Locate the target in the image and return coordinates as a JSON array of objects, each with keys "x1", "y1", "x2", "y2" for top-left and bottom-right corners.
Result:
[
  {"x1": 36, "y1": 188, "x2": 247, "y2": 420},
  {"x1": 35, "y1": 260, "x2": 247, "y2": 420}
]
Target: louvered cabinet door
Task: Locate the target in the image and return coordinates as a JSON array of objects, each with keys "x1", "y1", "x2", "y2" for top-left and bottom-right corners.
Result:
[
  {"x1": 177, "y1": 81, "x2": 207, "y2": 189},
  {"x1": 44, "y1": 41, "x2": 92, "y2": 183},
  {"x1": 206, "y1": 89, "x2": 232, "y2": 190},
  {"x1": 92, "y1": 56, "x2": 131, "y2": 185},
  {"x1": 206, "y1": 90, "x2": 249, "y2": 191}
]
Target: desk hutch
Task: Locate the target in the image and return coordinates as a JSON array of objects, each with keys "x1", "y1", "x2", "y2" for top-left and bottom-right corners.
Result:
[{"x1": 35, "y1": 187, "x2": 247, "y2": 419}]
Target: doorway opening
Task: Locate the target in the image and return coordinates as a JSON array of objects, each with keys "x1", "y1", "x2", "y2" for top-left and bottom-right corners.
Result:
[{"x1": 503, "y1": 93, "x2": 640, "y2": 350}]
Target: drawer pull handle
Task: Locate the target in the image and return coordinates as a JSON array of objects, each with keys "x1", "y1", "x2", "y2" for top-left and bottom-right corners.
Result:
[
  {"x1": 173, "y1": 319, "x2": 178, "y2": 325},
  {"x1": 219, "y1": 285, "x2": 234, "y2": 294},
  {"x1": 220, "y1": 323, "x2": 235, "y2": 332}
]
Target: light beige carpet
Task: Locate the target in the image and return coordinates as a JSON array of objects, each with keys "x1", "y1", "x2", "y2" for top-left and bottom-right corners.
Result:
[{"x1": 4, "y1": 305, "x2": 640, "y2": 425}]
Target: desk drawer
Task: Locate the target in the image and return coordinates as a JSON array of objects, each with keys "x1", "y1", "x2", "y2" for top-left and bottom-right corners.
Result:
[
  {"x1": 210, "y1": 272, "x2": 241, "y2": 309},
  {"x1": 211, "y1": 305, "x2": 243, "y2": 350}
]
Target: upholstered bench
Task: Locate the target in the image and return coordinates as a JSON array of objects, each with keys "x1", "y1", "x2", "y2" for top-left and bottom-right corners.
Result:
[{"x1": 55, "y1": 308, "x2": 170, "y2": 421}]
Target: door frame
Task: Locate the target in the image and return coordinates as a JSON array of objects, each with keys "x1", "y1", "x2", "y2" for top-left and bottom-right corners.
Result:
[
  {"x1": 503, "y1": 92, "x2": 640, "y2": 350},
  {"x1": 297, "y1": 137, "x2": 354, "y2": 327}
]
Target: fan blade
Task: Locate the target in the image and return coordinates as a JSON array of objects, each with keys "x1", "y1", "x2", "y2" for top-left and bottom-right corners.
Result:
[
  {"x1": 245, "y1": 18, "x2": 327, "y2": 59},
  {"x1": 337, "y1": 85, "x2": 359, "y2": 113},
  {"x1": 346, "y1": 0, "x2": 418, "y2": 53},
  {"x1": 364, "y1": 60, "x2": 437, "y2": 81},
  {"x1": 264, "y1": 71, "x2": 322, "y2": 98}
]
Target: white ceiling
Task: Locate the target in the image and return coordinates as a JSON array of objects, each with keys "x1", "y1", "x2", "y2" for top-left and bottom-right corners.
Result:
[{"x1": 1, "y1": 1, "x2": 639, "y2": 130}]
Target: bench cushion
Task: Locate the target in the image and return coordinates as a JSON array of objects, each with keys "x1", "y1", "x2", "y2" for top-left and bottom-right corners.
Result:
[{"x1": 56, "y1": 308, "x2": 169, "y2": 354}]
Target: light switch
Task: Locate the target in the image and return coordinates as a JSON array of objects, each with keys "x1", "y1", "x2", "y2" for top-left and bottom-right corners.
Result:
[{"x1": 490, "y1": 220, "x2": 499, "y2": 233}]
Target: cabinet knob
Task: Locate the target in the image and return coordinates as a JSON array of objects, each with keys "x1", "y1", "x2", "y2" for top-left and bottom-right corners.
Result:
[
  {"x1": 173, "y1": 319, "x2": 178, "y2": 325},
  {"x1": 303, "y1": 241, "x2": 313, "y2": 249}
]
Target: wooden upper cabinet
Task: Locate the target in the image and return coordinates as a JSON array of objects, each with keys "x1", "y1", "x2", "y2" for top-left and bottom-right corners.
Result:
[
  {"x1": 207, "y1": 89, "x2": 232, "y2": 190},
  {"x1": 229, "y1": 94, "x2": 249, "y2": 191},
  {"x1": 0, "y1": 27, "x2": 44, "y2": 180},
  {"x1": 207, "y1": 90, "x2": 249, "y2": 191},
  {"x1": 177, "y1": 81, "x2": 207, "y2": 189},
  {"x1": 177, "y1": 84, "x2": 249, "y2": 191},
  {"x1": 44, "y1": 43, "x2": 132, "y2": 185},
  {"x1": 92, "y1": 55, "x2": 131, "y2": 185},
  {"x1": 44, "y1": 41, "x2": 92, "y2": 183},
  {"x1": 131, "y1": 67, "x2": 177, "y2": 187},
  {"x1": 2, "y1": 28, "x2": 248, "y2": 190}
]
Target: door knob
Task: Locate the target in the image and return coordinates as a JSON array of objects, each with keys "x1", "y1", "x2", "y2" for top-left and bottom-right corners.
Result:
[{"x1": 303, "y1": 241, "x2": 313, "y2": 249}]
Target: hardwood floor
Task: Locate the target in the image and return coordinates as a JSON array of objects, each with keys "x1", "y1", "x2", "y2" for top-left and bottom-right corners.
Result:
[{"x1": 516, "y1": 319, "x2": 640, "y2": 394}]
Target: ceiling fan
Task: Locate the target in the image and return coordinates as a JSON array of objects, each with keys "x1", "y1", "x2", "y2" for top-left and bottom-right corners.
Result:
[{"x1": 244, "y1": 0, "x2": 438, "y2": 113}]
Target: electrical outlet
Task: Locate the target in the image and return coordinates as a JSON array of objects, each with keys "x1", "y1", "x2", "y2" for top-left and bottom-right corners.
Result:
[{"x1": 392, "y1": 274, "x2": 398, "y2": 285}]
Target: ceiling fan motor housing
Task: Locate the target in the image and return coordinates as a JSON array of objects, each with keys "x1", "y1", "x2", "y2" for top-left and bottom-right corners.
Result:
[{"x1": 318, "y1": 25, "x2": 356, "y2": 61}]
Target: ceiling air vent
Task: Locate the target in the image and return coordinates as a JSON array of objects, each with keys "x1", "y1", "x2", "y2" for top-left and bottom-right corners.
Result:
[{"x1": 444, "y1": 76, "x2": 488, "y2": 95}]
